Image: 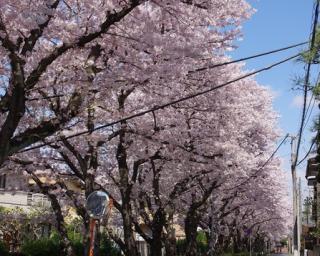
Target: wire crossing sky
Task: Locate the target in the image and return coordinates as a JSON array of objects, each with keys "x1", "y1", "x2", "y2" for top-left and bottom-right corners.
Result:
[
  {"x1": 231, "y1": 0, "x2": 318, "y2": 191},
  {"x1": 19, "y1": 51, "x2": 302, "y2": 153},
  {"x1": 292, "y1": 0, "x2": 319, "y2": 170}
]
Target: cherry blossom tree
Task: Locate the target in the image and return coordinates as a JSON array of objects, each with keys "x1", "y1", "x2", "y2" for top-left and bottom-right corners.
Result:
[
  {"x1": 0, "y1": 0, "x2": 250, "y2": 166},
  {"x1": 1, "y1": 0, "x2": 252, "y2": 254},
  {"x1": 0, "y1": 1, "x2": 291, "y2": 256},
  {"x1": 200, "y1": 160, "x2": 291, "y2": 255}
]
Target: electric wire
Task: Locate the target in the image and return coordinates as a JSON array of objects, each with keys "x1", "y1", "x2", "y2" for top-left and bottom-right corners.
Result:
[
  {"x1": 297, "y1": 136, "x2": 317, "y2": 166},
  {"x1": 302, "y1": 72, "x2": 318, "y2": 132},
  {"x1": 189, "y1": 41, "x2": 308, "y2": 73},
  {"x1": 293, "y1": 0, "x2": 320, "y2": 168},
  {"x1": 303, "y1": 95, "x2": 316, "y2": 131},
  {"x1": 297, "y1": 93, "x2": 318, "y2": 166},
  {"x1": 19, "y1": 41, "x2": 308, "y2": 102},
  {"x1": 18, "y1": 53, "x2": 300, "y2": 153},
  {"x1": 296, "y1": 71, "x2": 320, "y2": 165},
  {"x1": 229, "y1": 134, "x2": 290, "y2": 191},
  {"x1": 259, "y1": 134, "x2": 290, "y2": 169},
  {"x1": 302, "y1": 67, "x2": 320, "y2": 132}
]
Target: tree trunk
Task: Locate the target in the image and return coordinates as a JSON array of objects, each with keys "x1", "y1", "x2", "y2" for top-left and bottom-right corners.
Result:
[
  {"x1": 0, "y1": 58, "x2": 26, "y2": 166},
  {"x1": 150, "y1": 239, "x2": 163, "y2": 256},
  {"x1": 27, "y1": 170, "x2": 75, "y2": 256},
  {"x1": 122, "y1": 205, "x2": 139, "y2": 256},
  {"x1": 51, "y1": 199, "x2": 75, "y2": 256},
  {"x1": 164, "y1": 233, "x2": 176, "y2": 256},
  {"x1": 207, "y1": 235, "x2": 223, "y2": 256},
  {"x1": 206, "y1": 217, "x2": 220, "y2": 256},
  {"x1": 164, "y1": 210, "x2": 176, "y2": 256},
  {"x1": 117, "y1": 93, "x2": 140, "y2": 256},
  {"x1": 185, "y1": 211, "x2": 199, "y2": 256},
  {"x1": 47, "y1": 196, "x2": 74, "y2": 256},
  {"x1": 233, "y1": 232, "x2": 241, "y2": 254},
  {"x1": 60, "y1": 237, "x2": 75, "y2": 256},
  {"x1": 149, "y1": 209, "x2": 165, "y2": 256}
]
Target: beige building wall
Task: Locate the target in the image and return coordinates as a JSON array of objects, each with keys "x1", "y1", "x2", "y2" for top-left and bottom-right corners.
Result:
[{"x1": 0, "y1": 172, "x2": 50, "y2": 210}]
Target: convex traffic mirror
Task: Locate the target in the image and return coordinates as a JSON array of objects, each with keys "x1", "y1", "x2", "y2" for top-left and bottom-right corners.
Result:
[{"x1": 86, "y1": 191, "x2": 109, "y2": 219}]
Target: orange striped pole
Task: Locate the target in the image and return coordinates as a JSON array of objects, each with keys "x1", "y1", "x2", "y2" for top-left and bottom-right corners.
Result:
[{"x1": 89, "y1": 218, "x2": 96, "y2": 256}]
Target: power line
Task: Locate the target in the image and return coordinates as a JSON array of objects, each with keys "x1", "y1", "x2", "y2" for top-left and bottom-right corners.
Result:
[
  {"x1": 302, "y1": 68, "x2": 320, "y2": 132},
  {"x1": 298, "y1": 70, "x2": 320, "y2": 163},
  {"x1": 297, "y1": 135, "x2": 317, "y2": 166},
  {"x1": 18, "y1": 53, "x2": 300, "y2": 153},
  {"x1": 260, "y1": 134, "x2": 290, "y2": 169},
  {"x1": 301, "y1": 75, "x2": 318, "y2": 133},
  {"x1": 297, "y1": 94, "x2": 318, "y2": 166},
  {"x1": 189, "y1": 41, "x2": 308, "y2": 74},
  {"x1": 293, "y1": 0, "x2": 320, "y2": 168},
  {"x1": 229, "y1": 134, "x2": 290, "y2": 191},
  {"x1": 291, "y1": 4, "x2": 319, "y2": 253},
  {"x1": 20, "y1": 41, "x2": 307, "y2": 103},
  {"x1": 303, "y1": 95, "x2": 316, "y2": 131}
]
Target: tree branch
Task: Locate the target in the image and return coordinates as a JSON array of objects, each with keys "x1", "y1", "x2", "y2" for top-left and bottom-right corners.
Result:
[
  {"x1": 25, "y1": 0, "x2": 142, "y2": 90},
  {"x1": 9, "y1": 91, "x2": 82, "y2": 155},
  {"x1": 20, "y1": 0, "x2": 61, "y2": 56}
]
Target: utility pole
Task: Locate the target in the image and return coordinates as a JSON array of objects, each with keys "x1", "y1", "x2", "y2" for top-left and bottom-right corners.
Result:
[
  {"x1": 298, "y1": 177, "x2": 302, "y2": 255},
  {"x1": 291, "y1": 135, "x2": 300, "y2": 256}
]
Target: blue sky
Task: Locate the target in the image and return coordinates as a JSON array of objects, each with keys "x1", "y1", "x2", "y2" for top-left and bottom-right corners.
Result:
[{"x1": 230, "y1": 0, "x2": 318, "y2": 193}]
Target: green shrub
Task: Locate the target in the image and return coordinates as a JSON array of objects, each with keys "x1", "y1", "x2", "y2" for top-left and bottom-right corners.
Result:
[
  {"x1": 0, "y1": 241, "x2": 9, "y2": 256},
  {"x1": 67, "y1": 219, "x2": 83, "y2": 242},
  {"x1": 20, "y1": 238, "x2": 60, "y2": 256},
  {"x1": 71, "y1": 239, "x2": 84, "y2": 256},
  {"x1": 196, "y1": 231, "x2": 208, "y2": 254},
  {"x1": 176, "y1": 239, "x2": 187, "y2": 255},
  {"x1": 176, "y1": 235, "x2": 208, "y2": 256},
  {"x1": 100, "y1": 233, "x2": 121, "y2": 256},
  {"x1": 19, "y1": 232, "x2": 121, "y2": 256}
]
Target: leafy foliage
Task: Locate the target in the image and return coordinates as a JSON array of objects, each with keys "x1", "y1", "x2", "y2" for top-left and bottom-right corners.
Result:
[
  {"x1": 20, "y1": 238, "x2": 60, "y2": 256},
  {"x1": 100, "y1": 233, "x2": 121, "y2": 256},
  {"x1": 0, "y1": 241, "x2": 9, "y2": 256},
  {"x1": 19, "y1": 233, "x2": 121, "y2": 256},
  {"x1": 176, "y1": 232, "x2": 208, "y2": 256},
  {"x1": 300, "y1": 26, "x2": 320, "y2": 64}
]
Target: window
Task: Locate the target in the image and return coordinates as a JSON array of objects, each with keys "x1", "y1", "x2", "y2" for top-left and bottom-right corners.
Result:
[{"x1": 0, "y1": 174, "x2": 6, "y2": 189}]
